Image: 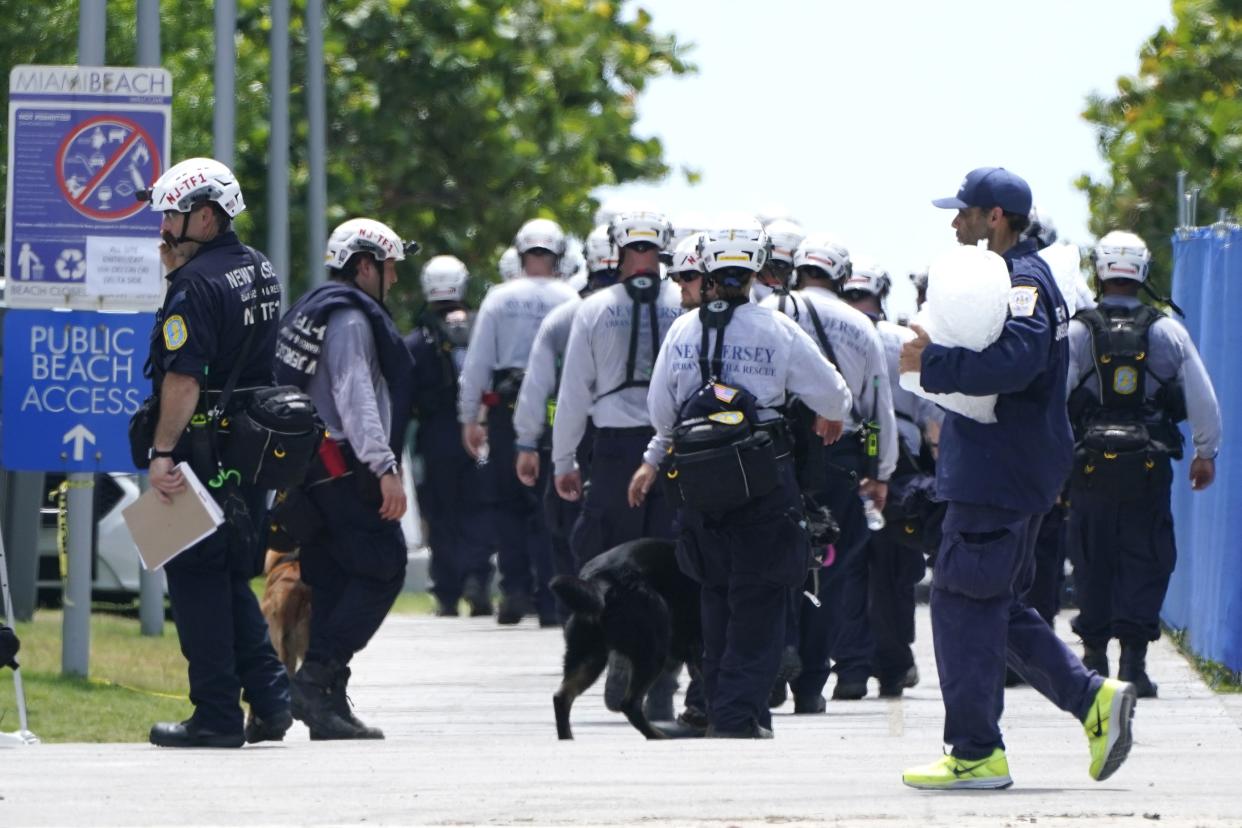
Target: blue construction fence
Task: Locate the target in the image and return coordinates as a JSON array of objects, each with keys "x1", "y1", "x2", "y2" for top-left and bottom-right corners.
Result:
[{"x1": 1161, "y1": 226, "x2": 1242, "y2": 672}]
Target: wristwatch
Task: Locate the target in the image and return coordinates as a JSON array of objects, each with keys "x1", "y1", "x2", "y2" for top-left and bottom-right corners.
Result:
[{"x1": 148, "y1": 448, "x2": 176, "y2": 460}]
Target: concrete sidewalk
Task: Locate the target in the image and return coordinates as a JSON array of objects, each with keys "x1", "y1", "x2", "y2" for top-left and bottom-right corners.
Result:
[{"x1": 2, "y1": 606, "x2": 1240, "y2": 827}]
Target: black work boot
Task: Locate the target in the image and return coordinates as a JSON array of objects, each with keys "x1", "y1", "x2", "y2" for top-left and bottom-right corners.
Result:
[
  {"x1": 769, "y1": 645, "x2": 802, "y2": 708},
  {"x1": 1082, "y1": 641, "x2": 1110, "y2": 677},
  {"x1": 463, "y1": 576, "x2": 494, "y2": 617},
  {"x1": 497, "y1": 591, "x2": 531, "y2": 625},
  {"x1": 1118, "y1": 640, "x2": 1158, "y2": 698},
  {"x1": 332, "y1": 665, "x2": 384, "y2": 739},
  {"x1": 244, "y1": 708, "x2": 293, "y2": 744},
  {"x1": 291, "y1": 659, "x2": 369, "y2": 740},
  {"x1": 150, "y1": 719, "x2": 244, "y2": 748}
]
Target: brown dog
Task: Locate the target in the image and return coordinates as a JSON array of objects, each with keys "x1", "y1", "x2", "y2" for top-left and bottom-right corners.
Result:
[{"x1": 261, "y1": 549, "x2": 312, "y2": 675}]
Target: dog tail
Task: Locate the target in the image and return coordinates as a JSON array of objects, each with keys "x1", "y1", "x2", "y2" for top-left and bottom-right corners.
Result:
[{"x1": 550, "y1": 575, "x2": 605, "y2": 617}]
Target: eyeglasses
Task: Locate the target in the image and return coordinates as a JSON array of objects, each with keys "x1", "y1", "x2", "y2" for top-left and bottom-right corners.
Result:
[{"x1": 669, "y1": 270, "x2": 702, "y2": 283}]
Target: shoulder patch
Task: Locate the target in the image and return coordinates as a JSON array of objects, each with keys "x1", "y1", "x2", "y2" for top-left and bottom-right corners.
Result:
[
  {"x1": 162, "y1": 315, "x2": 189, "y2": 351},
  {"x1": 1008, "y1": 286, "x2": 1039, "y2": 318}
]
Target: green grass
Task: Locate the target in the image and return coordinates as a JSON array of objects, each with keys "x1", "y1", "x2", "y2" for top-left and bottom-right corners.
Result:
[
  {"x1": 0, "y1": 610, "x2": 189, "y2": 743},
  {"x1": 0, "y1": 588, "x2": 440, "y2": 743},
  {"x1": 1167, "y1": 627, "x2": 1242, "y2": 693}
]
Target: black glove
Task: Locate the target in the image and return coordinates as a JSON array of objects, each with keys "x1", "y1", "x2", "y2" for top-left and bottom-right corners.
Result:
[{"x1": 0, "y1": 624, "x2": 20, "y2": 669}]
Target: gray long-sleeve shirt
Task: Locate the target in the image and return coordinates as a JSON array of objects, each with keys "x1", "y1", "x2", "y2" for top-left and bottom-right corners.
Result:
[
  {"x1": 513, "y1": 295, "x2": 581, "y2": 449},
  {"x1": 457, "y1": 276, "x2": 579, "y2": 424},
  {"x1": 761, "y1": 287, "x2": 898, "y2": 481},
  {"x1": 306, "y1": 307, "x2": 395, "y2": 476},
  {"x1": 552, "y1": 280, "x2": 684, "y2": 475},
  {"x1": 643, "y1": 301, "x2": 852, "y2": 469},
  {"x1": 1067, "y1": 295, "x2": 1221, "y2": 459},
  {"x1": 876, "y1": 319, "x2": 943, "y2": 458}
]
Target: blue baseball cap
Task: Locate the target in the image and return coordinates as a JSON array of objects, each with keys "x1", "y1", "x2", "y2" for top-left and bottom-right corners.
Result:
[{"x1": 932, "y1": 167, "x2": 1033, "y2": 215}]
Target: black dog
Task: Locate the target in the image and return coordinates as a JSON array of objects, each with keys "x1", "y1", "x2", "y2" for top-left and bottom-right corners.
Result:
[{"x1": 551, "y1": 538, "x2": 702, "y2": 740}]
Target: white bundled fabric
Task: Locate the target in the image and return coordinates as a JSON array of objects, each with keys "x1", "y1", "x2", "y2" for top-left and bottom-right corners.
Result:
[
  {"x1": 899, "y1": 245, "x2": 1011, "y2": 423},
  {"x1": 1039, "y1": 241, "x2": 1088, "y2": 316}
]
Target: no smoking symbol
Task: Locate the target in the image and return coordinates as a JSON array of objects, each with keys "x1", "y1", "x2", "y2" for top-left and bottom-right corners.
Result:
[{"x1": 56, "y1": 115, "x2": 162, "y2": 222}]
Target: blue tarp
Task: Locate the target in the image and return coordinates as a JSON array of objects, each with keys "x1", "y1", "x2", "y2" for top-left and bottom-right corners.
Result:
[{"x1": 1162, "y1": 227, "x2": 1242, "y2": 671}]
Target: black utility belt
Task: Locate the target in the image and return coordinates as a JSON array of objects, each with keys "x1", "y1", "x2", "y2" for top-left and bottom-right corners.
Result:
[{"x1": 595, "y1": 425, "x2": 655, "y2": 438}]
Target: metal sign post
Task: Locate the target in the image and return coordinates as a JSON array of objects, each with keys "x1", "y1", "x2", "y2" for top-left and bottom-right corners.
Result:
[{"x1": 0, "y1": 523, "x2": 39, "y2": 746}]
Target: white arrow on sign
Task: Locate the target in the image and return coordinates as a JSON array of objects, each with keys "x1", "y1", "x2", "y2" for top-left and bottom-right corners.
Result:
[{"x1": 62, "y1": 424, "x2": 96, "y2": 461}]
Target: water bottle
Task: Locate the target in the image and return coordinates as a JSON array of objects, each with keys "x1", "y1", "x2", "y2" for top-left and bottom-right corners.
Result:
[
  {"x1": 476, "y1": 441, "x2": 490, "y2": 468},
  {"x1": 862, "y1": 495, "x2": 885, "y2": 531}
]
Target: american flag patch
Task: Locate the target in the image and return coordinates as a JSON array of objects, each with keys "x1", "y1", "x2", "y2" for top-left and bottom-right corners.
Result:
[{"x1": 713, "y1": 383, "x2": 739, "y2": 403}]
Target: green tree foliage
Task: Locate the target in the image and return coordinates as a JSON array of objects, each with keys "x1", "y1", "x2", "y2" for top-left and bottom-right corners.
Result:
[
  {"x1": 0, "y1": 0, "x2": 692, "y2": 325},
  {"x1": 1077, "y1": 0, "x2": 1242, "y2": 296}
]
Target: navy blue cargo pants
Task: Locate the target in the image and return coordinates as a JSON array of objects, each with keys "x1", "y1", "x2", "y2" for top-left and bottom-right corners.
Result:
[
  {"x1": 676, "y1": 460, "x2": 809, "y2": 734},
  {"x1": 570, "y1": 427, "x2": 675, "y2": 569},
  {"x1": 300, "y1": 470, "x2": 406, "y2": 666},
  {"x1": 932, "y1": 501, "x2": 1103, "y2": 759},
  {"x1": 1069, "y1": 458, "x2": 1176, "y2": 645},
  {"x1": 165, "y1": 483, "x2": 290, "y2": 734}
]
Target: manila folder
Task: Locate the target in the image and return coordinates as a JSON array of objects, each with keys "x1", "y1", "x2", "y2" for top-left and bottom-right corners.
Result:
[{"x1": 123, "y1": 462, "x2": 224, "y2": 571}]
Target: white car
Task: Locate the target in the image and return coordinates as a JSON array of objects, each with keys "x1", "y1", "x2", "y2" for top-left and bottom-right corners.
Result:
[{"x1": 37, "y1": 472, "x2": 161, "y2": 604}]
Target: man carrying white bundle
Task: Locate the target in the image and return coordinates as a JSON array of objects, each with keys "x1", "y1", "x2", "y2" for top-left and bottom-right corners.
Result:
[{"x1": 899, "y1": 167, "x2": 1136, "y2": 790}]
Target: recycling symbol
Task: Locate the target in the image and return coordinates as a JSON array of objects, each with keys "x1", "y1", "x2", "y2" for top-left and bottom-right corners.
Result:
[{"x1": 55, "y1": 248, "x2": 86, "y2": 281}]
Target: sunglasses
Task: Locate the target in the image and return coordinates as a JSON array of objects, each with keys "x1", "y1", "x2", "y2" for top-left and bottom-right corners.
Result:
[{"x1": 669, "y1": 270, "x2": 702, "y2": 283}]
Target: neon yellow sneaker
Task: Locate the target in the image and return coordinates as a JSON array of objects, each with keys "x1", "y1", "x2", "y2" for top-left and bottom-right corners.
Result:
[
  {"x1": 902, "y1": 748, "x2": 1013, "y2": 790},
  {"x1": 1085, "y1": 678, "x2": 1137, "y2": 781}
]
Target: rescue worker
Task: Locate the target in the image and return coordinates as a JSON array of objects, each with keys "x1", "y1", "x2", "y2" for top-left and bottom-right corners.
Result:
[
  {"x1": 838, "y1": 259, "x2": 942, "y2": 697},
  {"x1": 761, "y1": 233, "x2": 897, "y2": 709},
  {"x1": 628, "y1": 218, "x2": 852, "y2": 738},
  {"x1": 274, "y1": 217, "x2": 417, "y2": 740},
  {"x1": 513, "y1": 225, "x2": 619, "y2": 586},
  {"x1": 406, "y1": 255, "x2": 493, "y2": 617},
  {"x1": 140, "y1": 157, "x2": 291, "y2": 748},
  {"x1": 459, "y1": 219, "x2": 578, "y2": 625},
  {"x1": 552, "y1": 208, "x2": 683, "y2": 565},
  {"x1": 1067, "y1": 230, "x2": 1221, "y2": 698},
  {"x1": 900, "y1": 166, "x2": 1136, "y2": 789}
]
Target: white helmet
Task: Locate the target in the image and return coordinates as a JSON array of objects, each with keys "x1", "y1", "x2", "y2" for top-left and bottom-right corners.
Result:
[
  {"x1": 584, "y1": 224, "x2": 619, "y2": 273},
  {"x1": 609, "y1": 207, "x2": 673, "y2": 251},
  {"x1": 498, "y1": 246, "x2": 521, "y2": 281},
  {"x1": 794, "y1": 234, "x2": 852, "y2": 282},
  {"x1": 558, "y1": 242, "x2": 584, "y2": 280},
  {"x1": 667, "y1": 233, "x2": 704, "y2": 277},
  {"x1": 697, "y1": 216, "x2": 770, "y2": 275},
  {"x1": 841, "y1": 258, "x2": 891, "y2": 298},
  {"x1": 1025, "y1": 207, "x2": 1058, "y2": 249},
  {"x1": 764, "y1": 219, "x2": 806, "y2": 266},
  {"x1": 144, "y1": 156, "x2": 245, "y2": 217},
  {"x1": 325, "y1": 218, "x2": 414, "y2": 269},
  {"x1": 420, "y1": 255, "x2": 469, "y2": 303},
  {"x1": 514, "y1": 218, "x2": 567, "y2": 257},
  {"x1": 1094, "y1": 230, "x2": 1151, "y2": 283}
]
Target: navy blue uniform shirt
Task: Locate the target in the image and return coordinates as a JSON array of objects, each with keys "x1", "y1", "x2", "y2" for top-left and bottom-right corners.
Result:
[
  {"x1": 919, "y1": 238, "x2": 1073, "y2": 514},
  {"x1": 147, "y1": 231, "x2": 282, "y2": 392}
]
